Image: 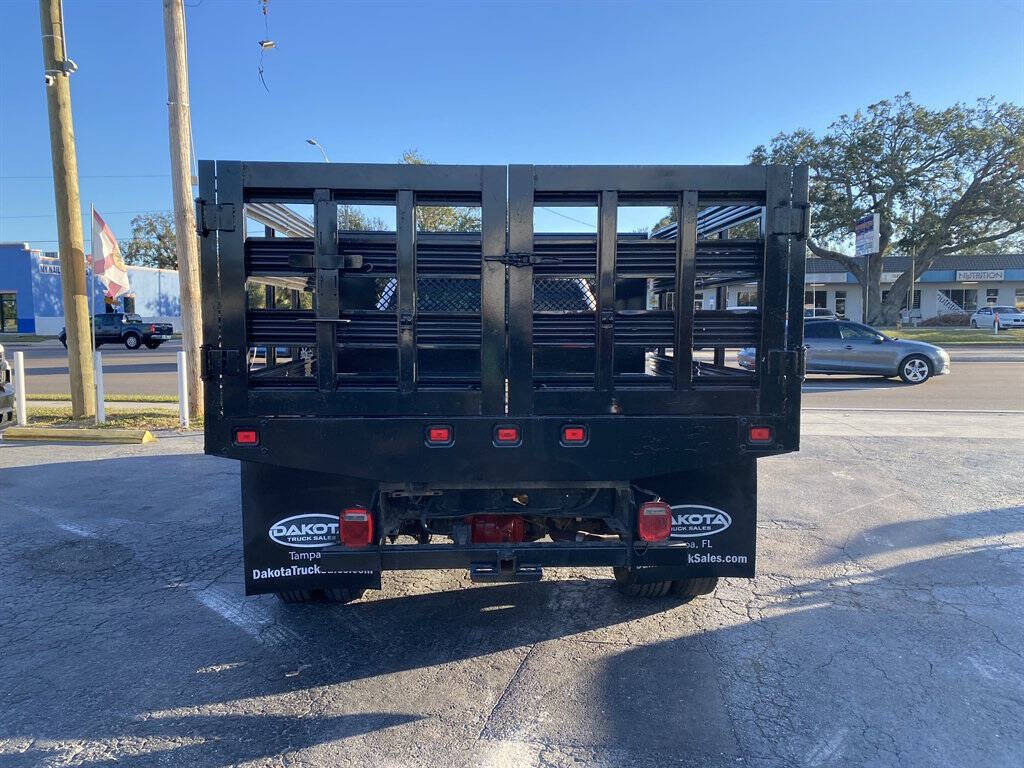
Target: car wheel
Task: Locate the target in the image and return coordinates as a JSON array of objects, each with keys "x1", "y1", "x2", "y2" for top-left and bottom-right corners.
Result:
[
  {"x1": 59, "y1": 337, "x2": 67, "y2": 349},
  {"x1": 898, "y1": 355, "x2": 932, "y2": 384},
  {"x1": 275, "y1": 590, "x2": 316, "y2": 604},
  {"x1": 970, "y1": 320, "x2": 978, "y2": 328},
  {"x1": 670, "y1": 576, "x2": 719, "y2": 600},
  {"x1": 124, "y1": 333, "x2": 141, "y2": 350},
  {"x1": 276, "y1": 587, "x2": 365, "y2": 604}
]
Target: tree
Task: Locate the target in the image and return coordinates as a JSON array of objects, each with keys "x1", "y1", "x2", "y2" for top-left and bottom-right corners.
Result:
[
  {"x1": 750, "y1": 94, "x2": 1024, "y2": 323},
  {"x1": 120, "y1": 212, "x2": 177, "y2": 269},
  {"x1": 401, "y1": 150, "x2": 481, "y2": 232}
]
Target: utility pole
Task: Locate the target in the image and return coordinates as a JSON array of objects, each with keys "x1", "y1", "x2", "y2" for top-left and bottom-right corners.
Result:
[
  {"x1": 39, "y1": 0, "x2": 94, "y2": 419},
  {"x1": 162, "y1": 0, "x2": 203, "y2": 419}
]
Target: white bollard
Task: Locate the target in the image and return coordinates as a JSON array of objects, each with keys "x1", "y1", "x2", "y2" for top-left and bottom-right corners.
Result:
[
  {"x1": 177, "y1": 350, "x2": 189, "y2": 429},
  {"x1": 993, "y1": 313, "x2": 999, "y2": 336},
  {"x1": 94, "y1": 351, "x2": 105, "y2": 424},
  {"x1": 14, "y1": 351, "x2": 27, "y2": 426}
]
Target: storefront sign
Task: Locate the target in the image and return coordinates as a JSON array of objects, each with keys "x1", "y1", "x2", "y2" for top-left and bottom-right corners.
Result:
[
  {"x1": 38, "y1": 261, "x2": 61, "y2": 275},
  {"x1": 955, "y1": 270, "x2": 1003, "y2": 282},
  {"x1": 855, "y1": 214, "x2": 880, "y2": 256}
]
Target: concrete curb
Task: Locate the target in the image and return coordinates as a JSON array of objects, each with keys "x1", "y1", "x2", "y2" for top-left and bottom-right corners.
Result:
[{"x1": 1, "y1": 427, "x2": 157, "y2": 444}]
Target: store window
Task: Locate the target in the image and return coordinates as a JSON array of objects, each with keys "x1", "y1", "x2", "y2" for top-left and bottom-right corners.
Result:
[
  {"x1": 1016, "y1": 287, "x2": 1024, "y2": 311},
  {"x1": 804, "y1": 289, "x2": 827, "y2": 308},
  {"x1": 736, "y1": 289, "x2": 757, "y2": 307},
  {"x1": 834, "y1": 291, "x2": 847, "y2": 317},
  {"x1": 693, "y1": 291, "x2": 704, "y2": 313},
  {"x1": 940, "y1": 289, "x2": 978, "y2": 312},
  {"x1": 986, "y1": 288, "x2": 999, "y2": 305},
  {"x1": 0, "y1": 293, "x2": 16, "y2": 333}
]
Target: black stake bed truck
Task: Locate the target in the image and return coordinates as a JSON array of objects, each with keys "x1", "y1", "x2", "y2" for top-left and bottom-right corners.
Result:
[{"x1": 198, "y1": 161, "x2": 808, "y2": 603}]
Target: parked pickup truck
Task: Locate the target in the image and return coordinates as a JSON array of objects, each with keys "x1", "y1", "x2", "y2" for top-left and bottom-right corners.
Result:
[
  {"x1": 59, "y1": 313, "x2": 174, "y2": 350},
  {"x1": 198, "y1": 161, "x2": 809, "y2": 605}
]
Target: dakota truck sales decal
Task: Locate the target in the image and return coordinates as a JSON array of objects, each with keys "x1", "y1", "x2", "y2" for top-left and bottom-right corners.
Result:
[
  {"x1": 268, "y1": 514, "x2": 339, "y2": 548},
  {"x1": 669, "y1": 504, "x2": 732, "y2": 538}
]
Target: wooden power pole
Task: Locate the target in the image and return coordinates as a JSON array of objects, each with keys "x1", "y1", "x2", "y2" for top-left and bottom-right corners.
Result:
[
  {"x1": 39, "y1": 0, "x2": 94, "y2": 419},
  {"x1": 162, "y1": 0, "x2": 203, "y2": 419}
]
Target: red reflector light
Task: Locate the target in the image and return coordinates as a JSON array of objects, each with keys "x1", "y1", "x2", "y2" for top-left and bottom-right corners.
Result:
[
  {"x1": 149, "y1": 324, "x2": 155, "y2": 332},
  {"x1": 427, "y1": 426, "x2": 452, "y2": 445},
  {"x1": 339, "y1": 508, "x2": 373, "y2": 548},
  {"x1": 749, "y1": 426, "x2": 773, "y2": 443},
  {"x1": 234, "y1": 429, "x2": 259, "y2": 445},
  {"x1": 637, "y1": 501, "x2": 672, "y2": 542},
  {"x1": 494, "y1": 426, "x2": 520, "y2": 444},
  {"x1": 562, "y1": 426, "x2": 586, "y2": 444},
  {"x1": 469, "y1": 515, "x2": 524, "y2": 543}
]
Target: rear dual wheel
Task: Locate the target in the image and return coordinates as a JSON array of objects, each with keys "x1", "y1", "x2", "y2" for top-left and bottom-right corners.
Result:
[
  {"x1": 613, "y1": 567, "x2": 718, "y2": 600},
  {"x1": 275, "y1": 587, "x2": 365, "y2": 604}
]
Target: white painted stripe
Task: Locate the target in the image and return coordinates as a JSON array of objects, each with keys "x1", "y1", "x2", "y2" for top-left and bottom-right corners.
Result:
[
  {"x1": 803, "y1": 407, "x2": 1024, "y2": 414},
  {"x1": 57, "y1": 522, "x2": 97, "y2": 538},
  {"x1": 189, "y1": 585, "x2": 301, "y2": 646}
]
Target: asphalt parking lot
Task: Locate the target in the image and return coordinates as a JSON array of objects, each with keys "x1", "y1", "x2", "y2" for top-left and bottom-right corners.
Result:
[{"x1": 1, "y1": 410, "x2": 1022, "y2": 767}]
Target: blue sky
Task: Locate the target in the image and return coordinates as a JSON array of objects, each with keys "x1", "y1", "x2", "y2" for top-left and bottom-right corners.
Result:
[{"x1": 1, "y1": 0, "x2": 1022, "y2": 246}]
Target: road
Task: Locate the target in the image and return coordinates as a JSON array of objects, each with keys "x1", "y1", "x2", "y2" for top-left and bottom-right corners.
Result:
[
  {"x1": 8, "y1": 339, "x2": 1024, "y2": 411},
  {"x1": 1, "y1": 411, "x2": 1021, "y2": 767}
]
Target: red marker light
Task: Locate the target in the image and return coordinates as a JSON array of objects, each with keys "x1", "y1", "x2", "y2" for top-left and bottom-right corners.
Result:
[
  {"x1": 495, "y1": 426, "x2": 520, "y2": 445},
  {"x1": 428, "y1": 426, "x2": 451, "y2": 443},
  {"x1": 749, "y1": 426, "x2": 773, "y2": 443},
  {"x1": 637, "y1": 501, "x2": 672, "y2": 542},
  {"x1": 234, "y1": 429, "x2": 259, "y2": 445},
  {"x1": 339, "y1": 508, "x2": 373, "y2": 548},
  {"x1": 562, "y1": 426, "x2": 586, "y2": 444}
]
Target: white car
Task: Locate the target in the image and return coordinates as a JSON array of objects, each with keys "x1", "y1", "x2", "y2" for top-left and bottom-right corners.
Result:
[{"x1": 970, "y1": 305, "x2": 1024, "y2": 328}]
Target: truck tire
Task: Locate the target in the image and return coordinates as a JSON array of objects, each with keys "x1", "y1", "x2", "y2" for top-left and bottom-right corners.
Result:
[
  {"x1": 671, "y1": 576, "x2": 718, "y2": 599},
  {"x1": 612, "y1": 567, "x2": 674, "y2": 598},
  {"x1": 144, "y1": 340, "x2": 161, "y2": 349},
  {"x1": 275, "y1": 587, "x2": 365, "y2": 604},
  {"x1": 124, "y1": 333, "x2": 141, "y2": 350}
]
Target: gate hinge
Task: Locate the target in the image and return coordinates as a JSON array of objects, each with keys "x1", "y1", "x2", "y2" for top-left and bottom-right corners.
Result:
[
  {"x1": 196, "y1": 201, "x2": 236, "y2": 236},
  {"x1": 484, "y1": 251, "x2": 559, "y2": 268},
  {"x1": 201, "y1": 345, "x2": 241, "y2": 380},
  {"x1": 776, "y1": 201, "x2": 810, "y2": 239}
]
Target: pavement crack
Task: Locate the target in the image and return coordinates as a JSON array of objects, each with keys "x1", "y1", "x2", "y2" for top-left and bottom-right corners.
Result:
[{"x1": 476, "y1": 642, "x2": 536, "y2": 741}]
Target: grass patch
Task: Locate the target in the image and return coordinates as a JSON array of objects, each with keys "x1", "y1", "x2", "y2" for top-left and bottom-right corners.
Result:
[
  {"x1": 26, "y1": 406, "x2": 201, "y2": 431},
  {"x1": 26, "y1": 392, "x2": 179, "y2": 403},
  {"x1": 879, "y1": 328, "x2": 1024, "y2": 344}
]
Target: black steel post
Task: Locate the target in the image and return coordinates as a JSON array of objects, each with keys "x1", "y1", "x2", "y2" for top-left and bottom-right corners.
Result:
[
  {"x1": 314, "y1": 188, "x2": 338, "y2": 391},
  {"x1": 673, "y1": 191, "x2": 697, "y2": 389}
]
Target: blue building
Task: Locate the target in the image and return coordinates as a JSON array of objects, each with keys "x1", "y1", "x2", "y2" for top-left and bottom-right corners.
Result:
[{"x1": 0, "y1": 242, "x2": 181, "y2": 335}]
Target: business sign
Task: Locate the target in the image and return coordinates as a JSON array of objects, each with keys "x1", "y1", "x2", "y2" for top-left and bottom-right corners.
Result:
[
  {"x1": 880, "y1": 272, "x2": 910, "y2": 283},
  {"x1": 855, "y1": 214, "x2": 880, "y2": 256},
  {"x1": 935, "y1": 290, "x2": 963, "y2": 314},
  {"x1": 38, "y1": 261, "x2": 61, "y2": 275},
  {"x1": 956, "y1": 270, "x2": 1003, "y2": 282}
]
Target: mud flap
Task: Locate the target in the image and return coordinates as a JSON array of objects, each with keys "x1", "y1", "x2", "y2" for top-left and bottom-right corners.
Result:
[
  {"x1": 240, "y1": 462, "x2": 382, "y2": 596},
  {"x1": 633, "y1": 458, "x2": 757, "y2": 579}
]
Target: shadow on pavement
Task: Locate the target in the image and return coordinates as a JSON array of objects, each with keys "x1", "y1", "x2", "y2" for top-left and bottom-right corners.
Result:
[{"x1": 1, "y1": 453, "x2": 1021, "y2": 767}]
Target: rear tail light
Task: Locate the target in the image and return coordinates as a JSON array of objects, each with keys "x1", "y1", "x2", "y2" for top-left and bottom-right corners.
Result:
[
  {"x1": 469, "y1": 515, "x2": 524, "y2": 543},
  {"x1": 637, "y1": 501, "x2": 672, "y2": 542},
  {"x1": 749, "y1": 426, "x2": 773, "y2": 443},
  {"x1": 494, "y1": 425, "x2": 521, "y2": 446},
  {"x1": 149, "y1": 324, "x2": 155, "y2": 332},
  {"x1": 233, "y1": 428, "x2": 259, "y2": 445},
  {"x1": 339, "y1": 508, "x2": 373, "y2": 548}
]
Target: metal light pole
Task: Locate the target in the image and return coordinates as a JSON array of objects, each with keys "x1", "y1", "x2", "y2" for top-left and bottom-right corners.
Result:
[{"x1": 305, "y1": 138, "x2": 329, "y2": 162}]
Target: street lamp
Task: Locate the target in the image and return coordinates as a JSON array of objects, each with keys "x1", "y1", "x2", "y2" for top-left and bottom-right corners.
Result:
[{"x1": 305, "y1": 138, "x2": 329, "y2": 163}]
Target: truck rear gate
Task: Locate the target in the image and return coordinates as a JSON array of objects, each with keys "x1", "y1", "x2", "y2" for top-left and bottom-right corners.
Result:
[{"x1": 198, "y1": 162, "x2": 808, "y2": 598}]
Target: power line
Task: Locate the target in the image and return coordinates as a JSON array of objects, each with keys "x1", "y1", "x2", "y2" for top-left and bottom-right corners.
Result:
[
  {"x1": 1, "y1": 209, "x2": 172, "y2": 219},
  {"x1": 0, "y1": 174, "x2": 171, "y2": 180},
  {"x1": 538, "y1": 206, "x2": 597, "y2": 229}
]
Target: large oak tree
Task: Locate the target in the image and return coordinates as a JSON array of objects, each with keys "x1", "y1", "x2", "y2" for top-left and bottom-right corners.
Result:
[{"x1": 750, "y1": 94, "x2": 1024, "y2": 323}]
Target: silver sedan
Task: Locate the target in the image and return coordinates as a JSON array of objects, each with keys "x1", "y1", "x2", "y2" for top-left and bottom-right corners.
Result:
[{"x1": 738, "y1": 320, "x2": 950, "y2": 384}]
